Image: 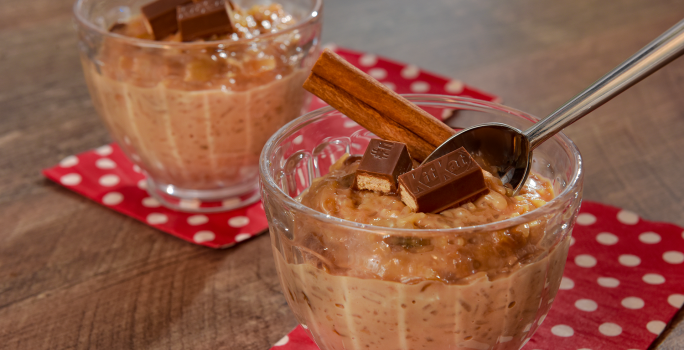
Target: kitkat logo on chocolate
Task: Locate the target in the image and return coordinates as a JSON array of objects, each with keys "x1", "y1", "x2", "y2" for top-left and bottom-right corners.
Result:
[
  {"x1": 369, "y1": 141, "x2": 394, "y2": 160},
  {"x1": 398, "y1": 146, "x2": 487, "y2": 213},
  {"x1": 418, "y1": 166, "x2": 442, "y2": 188},
  {"x1": 445, "y1": 153, "x2": 470, "y2": 174}
]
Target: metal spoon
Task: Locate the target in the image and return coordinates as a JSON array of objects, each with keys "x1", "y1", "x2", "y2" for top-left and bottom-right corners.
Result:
[{"x1": 424, "y1": 18, "x2": 684, "y2": 194}]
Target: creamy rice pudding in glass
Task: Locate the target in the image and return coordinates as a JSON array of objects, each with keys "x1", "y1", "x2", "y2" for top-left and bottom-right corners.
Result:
[
  {"x1": 74, "y1": 0, "x2": 322, "y2": 212},
  {"x1": 260, "y1": 95, "x2": 583, "y2": 350}
]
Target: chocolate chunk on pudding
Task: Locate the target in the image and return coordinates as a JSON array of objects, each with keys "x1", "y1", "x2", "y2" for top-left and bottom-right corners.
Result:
[
  {"x1": 354, "y1": 139, "x2": 413, "y2": 194},
  {"x1": 141, "y1": 0, "x2": 191, "y2": 39},
  {"x1": 177, "y1": 0, "x2": 235, "y2": 41},
  {"x1": 398, "y1": 147, "x2": 488, "y2": 213}
]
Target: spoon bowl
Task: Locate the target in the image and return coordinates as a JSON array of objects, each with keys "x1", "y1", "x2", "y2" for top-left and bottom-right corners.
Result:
[{"x1": 424, "y1": 123, "x2": 532, "y2": 193}]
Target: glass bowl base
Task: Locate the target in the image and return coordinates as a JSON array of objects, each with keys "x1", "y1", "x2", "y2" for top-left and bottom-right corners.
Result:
[{"x1": 145, "y1": 177, "x2": 261, "y2": 213}]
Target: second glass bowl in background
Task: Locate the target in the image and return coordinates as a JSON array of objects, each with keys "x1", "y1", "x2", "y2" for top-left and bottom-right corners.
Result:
[{"x1": 74, "y1": 0, "x2": 323, "y2": 212}]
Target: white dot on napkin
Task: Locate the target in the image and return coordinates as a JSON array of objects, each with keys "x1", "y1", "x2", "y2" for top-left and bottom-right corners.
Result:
[
  {"x1": 570, "y1": 236, "x2": 576, "y2": 246},
  {"x1": 599, "y1": 323, "x2": 622, "y2": 337},
  {"x1": 538, "y1": 314, "x2": 547, "y2": 326},
  {"x1": 618, "y1": 254, "x2": 641, "y2": 267},
  {"x1": 575, "y1": 254, "x2": 597, "y2": 268},
  {"x1": 137, "y1": 179, "x2": 147, "y2": 190},
  {"x1": 147, "y1": 213, "x2": 168, "y2": 225},
  {"x1": 597, "y1": 277, "x2": 620, "y2": 288},
  {"x1": 187, "y1": 215, "x2": 209, "y2": 226},
  {"x1": 668, "y1": 294, "x2": 684, "y2": 308},
  {"x1": 369, "y1": 67, "x2": 387, "y2": 80},
  {"x1": 576, "y1": 213, "x2": 596, "y2": 226},
  {"x1": 229, "y1": 216, "x2": 250, "y2": 228},
  {"x1": 401, "y1": 65, "x2": 420, "y2": 79},
  {"x1": 95, "y1": 158, "x2": 117, "y2": 169},
  {"x1": 639, "y1": 232, "x2": 661, "y2": 244},
  {"x1": 222, "y1": 198, "x2": 242, "y2": 208},
  {"x1": 596, "y1": 232, "x2": 618, "y2": 245},
  {"x1": 102, "y1": 192, "x2": 124, "y2": 206},
  {"x1": 99, "y1": 174, "x2": 120, "y2": 187},
  {"x1": 60, "y1": 173, "x2": 82, "y2": 186},
  {"x1": 193, "y1": 231, "x2": 215, "y2": 243},
  {"x1": 273, "y1": 335, "x2": 289, "y2": 346},
  {"x1": 95, "y1": 145, "x2": 113, "y2": 156},
  {"x1": 445, "y1": 80, "x2": 464, "y2": 94},
  {"x1": 663, "y1": 251, "x2": 684, "y2": 264},
  {"x1": 574, "y1": 299, "x2": 598, "y2": 312},
  {"x1": 621, "y1": 297, "x2": 645, "y2": 309},
  {"x1": 559, "y1": 276, "x2": 574, "y2": 290},
  {"x1": 59, "y1": 155, "x2": 79, "y2": 168},
  {"x1": 142, "y1": 197, "x2": 161, "y2": 208},
  {"x1": 551, "y1": 324, "x2": 574, "y2": 337},
  {"x1": 293, "y1": 135, "x2": 303, "y2": 145},
  {"x1": 642, "y1": 273, "x2": 665, "y2": 285},
  {"x1": 235, "y1": 233, "x2": 252, "y2": 242},
  {"x1": 647, "y1": 320, "x2": 666, "y2": 335},
  {"x1": 410, "y1": 81, "x2": 430, "y2": 93},
  {"x1": 383, "y1": 81, "x2": 396, "y2": 91},
  {"x1": 180, "y1": 199, "x2": 201, "y2": 210},
  {"x1": 522, "y1": 323, "x2": 533, "y2": 332},
  {"x1": 617, "y1": 210, "x2": 639, "y2": 225},
  {"x1": 359, "y1": 54, "x2": 377, "y2": 66},
  {"x1": 133, "y1": 165, "x2": 141, "y2": 173}
]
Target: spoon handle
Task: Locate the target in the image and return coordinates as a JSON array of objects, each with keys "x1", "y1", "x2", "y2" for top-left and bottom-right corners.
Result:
[{"x1": 524, "y1": 18, "x2": 684, "y2": 150}]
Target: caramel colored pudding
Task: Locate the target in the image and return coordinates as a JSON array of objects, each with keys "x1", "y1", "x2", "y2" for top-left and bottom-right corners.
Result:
[
  {"x1": 273, "y1": 155, "x2": 570, "y2": 350},
  {"x1": 80, "y1": 3, "x2": 312, "y2": 192}
]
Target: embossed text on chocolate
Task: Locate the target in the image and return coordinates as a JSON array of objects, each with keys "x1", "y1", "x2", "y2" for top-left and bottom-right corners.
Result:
[{"x1": 398, "y1": 147, "x2": 487, "y2": 213}]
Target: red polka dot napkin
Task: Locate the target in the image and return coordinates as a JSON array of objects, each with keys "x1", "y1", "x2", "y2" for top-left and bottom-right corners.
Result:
[
  {"x1": 270, "y1": 202, "x2": 684, "y2": 350},
  {"x1": 42, "y1": 46, "x2": 498, "y2": 248},
  {"x1": 43, "y1": 143, "x2": 268, "y2": 248}
]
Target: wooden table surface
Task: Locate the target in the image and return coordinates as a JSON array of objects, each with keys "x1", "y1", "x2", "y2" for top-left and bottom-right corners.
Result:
[{"x1": 1, "y1": 0, "x2": 683, "y2": 349}]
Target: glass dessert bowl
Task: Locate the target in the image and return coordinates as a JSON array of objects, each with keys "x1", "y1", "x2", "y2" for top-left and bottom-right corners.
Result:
[
  {"x1": 260, "y1": 95, "x2": 583, "y2": 350},
  {"x1": 74, "y1": 0, "x2": 322, "y2": 212}
]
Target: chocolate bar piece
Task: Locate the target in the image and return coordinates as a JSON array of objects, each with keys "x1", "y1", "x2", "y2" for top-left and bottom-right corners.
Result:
[
  {"x1": 141, "y1": 0, "x2": 191, "y2": 40},
  {"x1": 355, "y1": 139, "x2": 413, "y2": 194},
  {"x1": 177, "y1": 0, "x2": 235, "y2": 42},
  {"x1": 398, "y1": 147, "x2": 487, "y2": 213}
]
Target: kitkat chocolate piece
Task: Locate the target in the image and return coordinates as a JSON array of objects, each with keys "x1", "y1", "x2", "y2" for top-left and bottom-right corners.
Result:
[
  {"x1": 141, "y1": 0, "x2": 191, "y2": 40},
  {"x1": 177, "y1": 0, "x2": 235, "y2": 42},
  {"x1": 398, "y1": 147, "x2": 487, "y2": 213},
  {"x1": 355, "y1": 139, "x2": 413, "y2": 194}
]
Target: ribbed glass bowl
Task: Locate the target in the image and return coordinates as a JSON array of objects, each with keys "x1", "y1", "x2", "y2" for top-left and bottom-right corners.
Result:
[{"x1": 259, "y1": 95, "x2": 583, "y2": 350}]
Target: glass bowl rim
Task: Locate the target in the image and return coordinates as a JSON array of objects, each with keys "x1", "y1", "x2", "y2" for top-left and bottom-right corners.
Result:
[
  {"x1": 73, "y1": 0, "x2": 323, "y2": 49},
  {"x1": 259, "y1": 94, "x2": 584, "y2": 235}
]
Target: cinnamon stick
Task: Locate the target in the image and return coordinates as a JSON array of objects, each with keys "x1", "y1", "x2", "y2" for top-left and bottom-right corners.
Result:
[
  {"x1": 304, "y1": 73, "x2": 434, "y2": 161},
  {"x1": 311, "y1": 49, "x2": 456, "y2": 147}
]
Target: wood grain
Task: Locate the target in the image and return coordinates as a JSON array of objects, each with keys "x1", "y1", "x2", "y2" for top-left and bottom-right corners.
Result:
[{"x1": 1, "y1": 0, "x2": 683, "y2": 349}]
